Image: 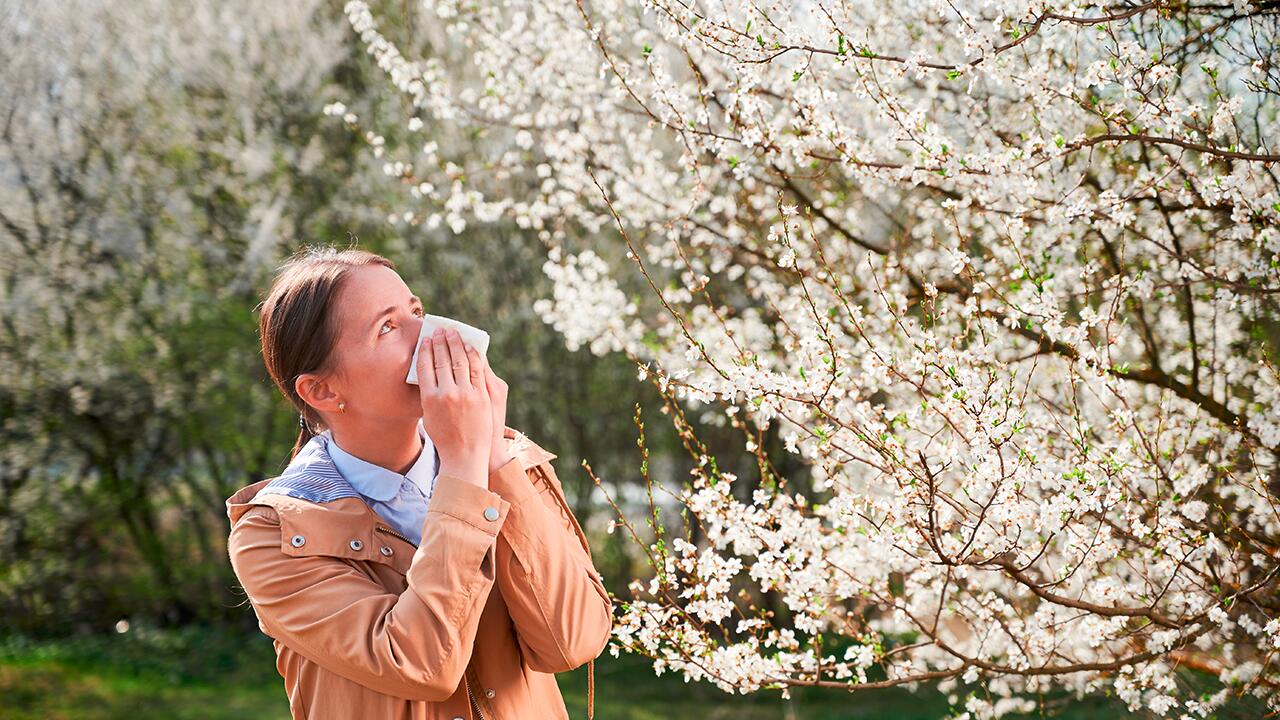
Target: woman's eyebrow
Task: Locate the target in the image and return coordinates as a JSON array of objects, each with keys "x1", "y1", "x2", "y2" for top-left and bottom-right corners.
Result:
[{"x1": 370, "y1": 295, "x2": 423, "y2": 328}]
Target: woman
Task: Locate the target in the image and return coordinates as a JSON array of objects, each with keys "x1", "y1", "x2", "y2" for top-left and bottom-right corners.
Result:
[{"x1": 225, "y1": 245, "x2": 612, "y2": 719}]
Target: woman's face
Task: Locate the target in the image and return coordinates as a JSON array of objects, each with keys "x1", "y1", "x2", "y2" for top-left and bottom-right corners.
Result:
[{"x1": 300, "y1": 263, "x2": 426, "y2": 425}]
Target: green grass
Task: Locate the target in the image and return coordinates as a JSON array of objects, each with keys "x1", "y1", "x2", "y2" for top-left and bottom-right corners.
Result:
[
  {"x1": 0, "y1": 625, "x2": 1268, "y2": 719},
  {"x1": 557, "y1": 653, "x2": 1133, "y2": 720},
  {"x1": 558, "y1": 651, "x2": 953, "y2": 719},
  {"x1": 0, "y1": 625, "x2": 288, "y2": 720}
]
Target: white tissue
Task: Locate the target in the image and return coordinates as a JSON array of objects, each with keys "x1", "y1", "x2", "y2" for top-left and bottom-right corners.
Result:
[{"x1": 406, "y1": 313, "x2": 491, "y2": 384}]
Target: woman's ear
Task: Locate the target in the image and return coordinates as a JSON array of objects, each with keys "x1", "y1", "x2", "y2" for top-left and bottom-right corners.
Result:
[{"x1": 295, "y1": 372, "x2": 343, "y2": 415}]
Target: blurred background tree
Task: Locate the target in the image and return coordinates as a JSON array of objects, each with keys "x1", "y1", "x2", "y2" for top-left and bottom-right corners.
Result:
[
  {"x1": 337, "y1": 0, "x2": 1280, "y2": 716},
  {"x1": 0, "y1": 0, "x2": 671, "y2": 639},
  {"x1": 5, "y1": 0, "x2": 1266, "y2": 718}
]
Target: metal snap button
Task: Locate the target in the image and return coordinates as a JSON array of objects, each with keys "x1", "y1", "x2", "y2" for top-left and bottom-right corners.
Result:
[
  {"x1": 452, "y1": 716, "x2": 465, "y2": 720},
  {"x1": 483, "y1": 506, "x2": 500, "y2": 521},
  {"x1": 485, "y1": 688, "x2": 495, "y2": 698},
  {"x1": 379, "y1": 545, "x2": 393, "y2": 556},
  {"x1": 290, "y1": 534, "x2": 306, "y2": 547},
  {"x1": 349, "y1": 539, "x2": 363, "y2": 551}
]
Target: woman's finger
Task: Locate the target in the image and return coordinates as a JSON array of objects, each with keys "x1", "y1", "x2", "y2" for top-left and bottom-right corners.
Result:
[
  {"x1": 466, "y1": 346, "x2": 484, "y2": 388},
  {"x1": 443, "y1": 329, "x2": 471, "y2": 388},
  {"x1": 431, "y1": 330, "x2": 455, "y2": 391},
  {"x1": 484, "y1": 356, "x2": 504, "y2": 399},
  {"x1": 418, "y1": 333, "x2": 438, "y2": 392}
]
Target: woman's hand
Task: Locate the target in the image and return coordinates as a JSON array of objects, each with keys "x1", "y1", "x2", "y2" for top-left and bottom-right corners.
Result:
[
  {"x1": 482, "y1": 353, "x2": 512, "y2": 473},
  {"x1": 417, "y1": 327, "x2": 492, "y2": 487}
]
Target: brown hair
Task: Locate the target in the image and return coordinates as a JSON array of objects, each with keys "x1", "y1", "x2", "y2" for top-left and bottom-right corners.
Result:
[{"x1": 256, "y1": 244, "x2": 396, "y2": 460}]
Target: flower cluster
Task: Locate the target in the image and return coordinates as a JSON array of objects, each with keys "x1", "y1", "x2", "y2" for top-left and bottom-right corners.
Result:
[{"x1": 343, "y1": 0, "x2": 1280, "y2": 714}]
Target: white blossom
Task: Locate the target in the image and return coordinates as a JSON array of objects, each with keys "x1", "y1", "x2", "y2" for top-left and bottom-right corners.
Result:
[{"x1": 345, "y1": 0, "x2": 1280, "y2": 712}]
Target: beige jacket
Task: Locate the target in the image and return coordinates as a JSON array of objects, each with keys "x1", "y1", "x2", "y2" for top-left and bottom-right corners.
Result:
[{"x1": 225, "y1": 425, "x2": 612, "y2": 719}]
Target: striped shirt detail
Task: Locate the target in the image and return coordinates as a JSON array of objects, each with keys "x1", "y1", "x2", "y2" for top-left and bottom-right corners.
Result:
[{"x1": 255, "y1": 434, "x2": 363, "y2": 504}]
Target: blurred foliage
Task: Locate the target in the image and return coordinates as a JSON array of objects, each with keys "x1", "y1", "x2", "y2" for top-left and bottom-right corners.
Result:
[
  {"x1": 0, "y1": 7, "x2": 851, "y2": 713},
  {"x1": 0, "y1": 1, "x2": 1274, "y2": 717},
  {"x1": 11, "y1": 623, "x2": 1264, "y2": 720},
  {"x1": 0, "y1": 0, "x2": 675, "y2": 637}
]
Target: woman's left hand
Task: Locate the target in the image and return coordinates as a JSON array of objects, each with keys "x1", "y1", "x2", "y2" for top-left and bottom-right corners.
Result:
[{"x1": 482, "y1": 353, "x2": 512, "y2": 473}]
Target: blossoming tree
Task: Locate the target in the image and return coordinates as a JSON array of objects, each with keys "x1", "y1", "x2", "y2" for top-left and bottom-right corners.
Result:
[
  {"x1": 340, "y1": 0, "x2": 1280, "y2": 715},
  {"x1": 0, "y1": 0, "x2": 358, "y2": 627}
]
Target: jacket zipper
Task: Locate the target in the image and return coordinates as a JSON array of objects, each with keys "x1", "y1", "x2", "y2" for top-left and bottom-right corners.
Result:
[
  {"x1": 466, "y1": 676, "x2": 486, "y2": 720},
  {"x1": 375, "y1": 525, "x2": 418, "y2": 548}
]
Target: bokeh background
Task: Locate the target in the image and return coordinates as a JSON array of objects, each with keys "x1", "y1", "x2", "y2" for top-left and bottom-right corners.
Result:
[{"x1": 0, "y1": 1, "x2": 1266, "y2": 718}]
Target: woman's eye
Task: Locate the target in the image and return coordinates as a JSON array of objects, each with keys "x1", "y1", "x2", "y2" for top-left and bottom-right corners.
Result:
[{"x1": 380, "y1": 308, "x2": 425, "y2": 335}]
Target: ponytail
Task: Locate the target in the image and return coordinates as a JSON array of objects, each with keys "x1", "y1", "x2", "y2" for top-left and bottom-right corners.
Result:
[{"x1": 290, "y1": 412, "x2": 317, "y2": 461}]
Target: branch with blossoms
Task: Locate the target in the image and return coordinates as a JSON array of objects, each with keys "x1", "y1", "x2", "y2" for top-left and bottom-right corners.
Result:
[
  {"x1": 587, "y1": 166, "x2": 1278, "y2": 696},
  {"x1": 340, "y1": 0, "x2": 1280, "y2": 716}
]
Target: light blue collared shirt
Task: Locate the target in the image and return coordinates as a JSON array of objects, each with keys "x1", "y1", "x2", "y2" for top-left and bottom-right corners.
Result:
[{"x1": 319, "y1": 418, "x2": 439, "y2": 547}]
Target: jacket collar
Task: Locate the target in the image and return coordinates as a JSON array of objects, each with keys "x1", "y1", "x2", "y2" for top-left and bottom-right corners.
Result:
[{"x1": 225, "y1": 425, "x2": 555, "y2": 531}]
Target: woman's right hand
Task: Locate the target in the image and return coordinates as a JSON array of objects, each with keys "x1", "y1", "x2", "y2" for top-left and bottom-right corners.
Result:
[{"x1": 417, "y1": 327, "x2": 492, "y2": 487}]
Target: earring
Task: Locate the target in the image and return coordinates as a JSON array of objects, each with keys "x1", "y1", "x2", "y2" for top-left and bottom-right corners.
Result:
[{"x1": 339, "y1": 402, "x2": 346, "y2": 413}]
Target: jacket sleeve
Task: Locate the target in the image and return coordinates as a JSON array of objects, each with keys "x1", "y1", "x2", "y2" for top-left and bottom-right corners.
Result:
[
  {"x1": 226, "y1": 474, "x2": 511, "y2": 701},
  {"x1": 488, "y1": 450, "x2": 613, "y2": 673}
]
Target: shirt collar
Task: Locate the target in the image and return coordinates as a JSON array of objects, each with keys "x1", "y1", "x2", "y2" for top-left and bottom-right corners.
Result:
[{"x1": 319, "y1": 418, "x2": 438, "y2": 502}]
